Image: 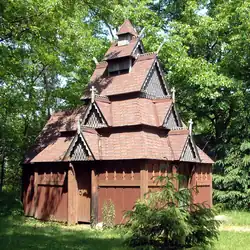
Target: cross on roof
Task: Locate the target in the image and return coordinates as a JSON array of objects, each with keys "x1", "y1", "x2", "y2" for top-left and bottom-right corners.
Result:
[
  {"x1": 171, "y1": 87, "x2": 176, "y2": 103},
  {"x1": 188, "y1": 119, "x2": 193, "y2": 135},
  {"x1": 90, "y1": 86, "x2": 97, "y2": 103}
]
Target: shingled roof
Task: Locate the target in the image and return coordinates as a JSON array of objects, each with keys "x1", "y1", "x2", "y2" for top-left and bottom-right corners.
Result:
[
  {"x1": 116, "y1": 19, "x2": 138, "y2": 37},
  {"x1": 104, "y1": 37, "x2": 139, "y2": 60},
  {"x1": 95, "y1": 97, "x2": 172, "y2": 127},
  {"x1": 82, "y1": 53, "x2": 157, "y2": 98},
  {"x1": 24, "y1": 107, "x2": 86, "y2": 163},
  {"x1": 25, "y1": 19, "x2": 214, "y2": 165}
]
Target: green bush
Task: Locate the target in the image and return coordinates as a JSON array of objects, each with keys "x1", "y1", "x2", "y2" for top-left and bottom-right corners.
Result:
[{"x1": 124, "y1": 175, "x2": 220, "y2": 250}]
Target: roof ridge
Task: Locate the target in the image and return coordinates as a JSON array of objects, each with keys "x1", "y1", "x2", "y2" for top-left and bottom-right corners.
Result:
[
  {"x1": 168, "y1": 129, "x2": 189, "y2": 135},
  {"x1": 139, "y1": 52, "x2": 156, "y2": 57},
  {"x1": 95, "y1": 95, "x2": 111, "y2": 103},
  {"x1": 152, "y1": 98, "x2": 172, "y2": 103}
]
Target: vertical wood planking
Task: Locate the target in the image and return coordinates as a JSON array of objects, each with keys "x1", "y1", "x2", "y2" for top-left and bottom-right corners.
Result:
[
  {"x1": 140, "y1": 161, "x2": 148, "y2": 199},
  {"x1": 91, "y1": 168, "x2": 98, "y2": 223},
  {"x1": 67, "y1": 163, "x2": 78, "y2": 225}
]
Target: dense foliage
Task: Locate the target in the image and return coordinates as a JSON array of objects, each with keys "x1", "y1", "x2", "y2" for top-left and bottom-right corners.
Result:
[
  {"x1": 0, "y1": 0, "x2": 249, "y2": 208},
  {"x1": 125, "y1": 175, "x2": 220, "y2": 249}
]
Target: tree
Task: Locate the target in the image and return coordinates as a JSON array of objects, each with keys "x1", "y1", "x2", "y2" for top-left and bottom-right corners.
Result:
[{"x1": 0, "y1": 0, "x2": 108, "y2": 191}]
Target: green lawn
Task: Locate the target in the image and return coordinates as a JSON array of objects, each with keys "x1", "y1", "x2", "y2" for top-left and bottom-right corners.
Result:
[
  {"x1": 0, "y1": 216, "x2": 130, "y2": 250},
  {"x1": 0, "y1": 215, "x2": 250, "y2": 250},
  {"x1": 222, "y1": 210, "x2": 250, "y2": 226},
  {"x1": 0, "y1": 192, "x2": 249, "y2": 250}
]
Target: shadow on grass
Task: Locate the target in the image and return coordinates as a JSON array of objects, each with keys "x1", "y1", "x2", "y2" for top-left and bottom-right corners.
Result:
[{"x1": 0, "y1": 216, "x2": 129, "y2": 250}]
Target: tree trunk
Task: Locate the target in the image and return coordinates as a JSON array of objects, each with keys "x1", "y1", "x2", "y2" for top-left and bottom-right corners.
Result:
[{"x1": 0, "y1": 153, "x2": 6, "y2": 192}]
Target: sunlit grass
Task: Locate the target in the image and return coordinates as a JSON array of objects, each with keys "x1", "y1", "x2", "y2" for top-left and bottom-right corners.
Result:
[
  {"x1": 213, "y1": 231, "x2": 250, "y2": 250},
  {"x1": 222, "y1": 210, "x2": 250, "y2": 226}
]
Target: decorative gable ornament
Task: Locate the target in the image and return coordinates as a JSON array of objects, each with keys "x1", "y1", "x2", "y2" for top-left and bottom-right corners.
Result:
[
  {"x1": 64, "y1": 133, "x2": 93, "y2": 161},
  {"x1": 82, "y1": 102, "x2": 107, "y2": 128},
  {"x1": 181, "y1": 136, "x2": 201, "y2": 163},
  {"x1": 141, "y1": 60, "x2": 169, "y2": 99},
  {"x1": 163, "y1": 105, "x2": 181, "y2": 129}
]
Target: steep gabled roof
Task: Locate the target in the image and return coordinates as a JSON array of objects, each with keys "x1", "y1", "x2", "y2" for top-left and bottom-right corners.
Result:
[{"x1": 116, "y1": 19, "x2": 138, "y2": 37}]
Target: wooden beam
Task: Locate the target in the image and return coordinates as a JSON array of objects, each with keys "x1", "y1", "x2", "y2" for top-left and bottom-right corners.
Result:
[
  {"x1": 99, "y1": 180, "x2": 140, "y2": 187},
  {"x1": 91, "y1": 168, "x2": 98, "y2": 224},
  {"x1": 67, "y1": 163, "x2": 78, "y2": 225},
  {"x1": 32, "y1": 168, "x2": 38, "y2": 217},
  {"x1": 140, "y1": 162, "x2": 148, "y2": 199}
]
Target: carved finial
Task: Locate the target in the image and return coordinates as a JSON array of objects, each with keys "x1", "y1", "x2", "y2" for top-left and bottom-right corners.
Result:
[
  {"x1": 93, "y1": 57, "x2": 99, "y2": 65},
  {"x1": 188, "y1": 119, "x2": 193, "y2": 135},
  {"x1": 90, "y1": 86, "x2": 97, "y2": 103},
  {"x1": 77, "y1": 119, "x2": 81, "y2": 134},
  {"x1": 138, "y1": 27, "x2": 145, "y2": 38},
  {"x1": 171, "y1": 87, "x2": 176, "y2": 103},
  {"x1": 156, "y1": 39, "x2": 166, "y2": 54}
]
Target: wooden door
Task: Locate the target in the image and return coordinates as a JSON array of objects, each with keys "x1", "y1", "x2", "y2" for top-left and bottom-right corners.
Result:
[{"x1": 75, "y1": 167, "x2": 91, "y2": 222}]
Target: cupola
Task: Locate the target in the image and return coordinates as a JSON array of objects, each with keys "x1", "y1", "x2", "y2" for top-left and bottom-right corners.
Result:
[{"x1": 116, "y1": 19, "x2": 138, "y2": 46}]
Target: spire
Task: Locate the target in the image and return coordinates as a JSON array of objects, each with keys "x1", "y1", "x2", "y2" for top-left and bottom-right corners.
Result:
[
  {"x1": 171, "y1": 87, "x2": 176, "y2": 103},
  {"x1": 188, "y1": 119, "x2": 193, "y2": 135},
  {"x1": 116, "y1": 19, "x2": 138, "y2": 37},
  {"x1": 90, "y1": 86, "x2": 97, "y2": 103}
]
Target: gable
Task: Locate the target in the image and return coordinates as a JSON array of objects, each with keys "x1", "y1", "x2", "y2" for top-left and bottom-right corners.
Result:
[
  {"x1": 141, "y1": 64, "x2": 168, "y2": 98},
  {"x1": 163, "y1": 106, "x2": 181, "y2": 129},
  {"x1": 66, "y1": 134, "x2": 93, "y2": 161},
  {"x1": 83, "y1": 103, "x2": 107, "y2": 128},
  {"x1": 181, "y1": 138, "x2": 199, "y2": 162}
]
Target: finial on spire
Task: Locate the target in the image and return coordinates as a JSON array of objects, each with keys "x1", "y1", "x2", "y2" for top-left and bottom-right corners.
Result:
[
  {"x1": 90, "y1": 86, "x2": 97, "y2": 103},
  {"x1": 171, "y1": 87, "x2": 176, "y2": 103},
  {"x1": 138, "y1": 27, "x2": 145, "y2": 38},
  {"x1": 93, "y1": 57, "x2": 99, "y2": 65},
  {"x1": 156, "y1": 39, "x2": 166, "y2": 54},
  {"x1": 77, "y1": 119, "x2": 81, "y2": 134},
  {"x1": 188, "y1": 119, "x2": 193, "y2": 135}
]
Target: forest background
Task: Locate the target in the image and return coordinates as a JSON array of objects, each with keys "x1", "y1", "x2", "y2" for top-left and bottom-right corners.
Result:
[{"x1": 0, "y1": 0, "x2": 249, "y2": 209}]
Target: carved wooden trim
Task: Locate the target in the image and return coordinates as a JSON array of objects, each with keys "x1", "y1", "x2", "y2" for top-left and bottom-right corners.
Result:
[{"x1": 99, "y1": 180, "x2": 140, "y2": 187}]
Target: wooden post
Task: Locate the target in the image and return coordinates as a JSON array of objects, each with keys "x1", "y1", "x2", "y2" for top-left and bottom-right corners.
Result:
[
  {"x1": 140, "y1": 161, "x2": 148, "y2": 199},
  {"x1": 91, "y1": 168, "x2": 98, "y2": 224},
  {"x1": 68, "y1": 163, "x2": 78, "y2": 225},
  {"x1": 33, "y1": 167, "x2": 38, "y2": 217}
]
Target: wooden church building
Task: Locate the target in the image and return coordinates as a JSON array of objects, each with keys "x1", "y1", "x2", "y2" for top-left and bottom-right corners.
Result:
[{"x1": 23, "y1": 20, "x2": 213, "y2": 225}]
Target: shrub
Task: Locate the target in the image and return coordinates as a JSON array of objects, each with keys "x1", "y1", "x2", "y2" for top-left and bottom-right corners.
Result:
[
  {"x1": 102, "y1": 199, "x2": 115, "y2": 229},
  {"x1": 124, "y1": 175, "x2": 220, "y2": 249}
]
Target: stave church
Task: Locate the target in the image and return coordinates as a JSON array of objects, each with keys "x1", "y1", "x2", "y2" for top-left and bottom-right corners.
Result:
[{"x1": 23, "y1": 20, "x2": 213, "y2": 225}]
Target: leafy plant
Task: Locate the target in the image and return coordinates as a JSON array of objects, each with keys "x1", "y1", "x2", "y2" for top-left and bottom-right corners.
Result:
[
  {"x1": 124, "y1": 175, "x2": 220, "y2": 249},
  {"x1": 102, "y1": 199, "x2": 115, "y2": 229}
]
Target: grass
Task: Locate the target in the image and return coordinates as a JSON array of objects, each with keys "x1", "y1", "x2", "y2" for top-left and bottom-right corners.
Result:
[
  {"x1": 0, "y1": 215, "x2": 250, "y2": 250},
  {"x1": 0, "y1": 193, "x2": 249, "y2": 250},
  {"x1": 214, "y1": 231, "x2": 250, "y2": 250},
  {"x1": 0, "y1": 216, "x2": 131, "y2": 250},
  {"x1": 222, "y1": 210, "x2": 250, "y2": 226}
]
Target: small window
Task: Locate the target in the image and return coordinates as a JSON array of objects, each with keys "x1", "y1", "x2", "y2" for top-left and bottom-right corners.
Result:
[
  {"x1": 108, "y1": 58, "x2": 131, "y2": 76},
  {"x1": 109, "y1": 68, "x2": 129, "y2": 76}
]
